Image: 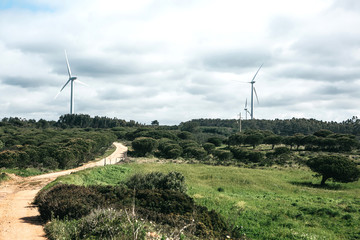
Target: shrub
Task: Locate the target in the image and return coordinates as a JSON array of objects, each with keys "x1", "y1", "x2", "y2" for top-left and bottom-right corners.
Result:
[
  {"x1": 131, "y1": 137, "x2": 158, "y2": 157},
  {"x1": 35, "y1": 184, "x2": 104, "y2": 221},
  {"x1": 207, "y1": 137, "x2": 223, "y2": 147},
  {"x1": 159, "y1": 142, "x2": 182, "y2": 159},
  {"x1": 230, "y1": 147, "x2": 248, "y2": 162},
  {"x1": 177, "y1": 131, "x2": 193, "y2": 140},
  {"x1": 182, "y1": 146, "x2": 207, "y2": 160},
  {"x1": 125, "y1": 171, "x2": 187, "y2": 193},
  {"x1": 203, "y1": 142, "x2": 216, "y2": 153},
  {"x1": 274, "y1": 147, "x2": 291, "y2": 155},
  {"x1": 78, "y1": 208, "x2": 146, "y2": 240},
  {"x1": 247, "y1": 151, "x2": 265, "y2": 163},
  {"x1": 213, "y1": 150, "x2": 233, "y2": 162}
]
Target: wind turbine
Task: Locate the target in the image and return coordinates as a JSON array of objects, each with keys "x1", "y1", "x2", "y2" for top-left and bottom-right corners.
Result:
[
  {"x1": 56, "y1": 50, "x2": 87, "y2": 114},
  {"x1": 244, "y1": 98, "x2": 251, "y2": 120},
  {"x1": 249, "y1": 64, "x2": 263, "y2": 120}
]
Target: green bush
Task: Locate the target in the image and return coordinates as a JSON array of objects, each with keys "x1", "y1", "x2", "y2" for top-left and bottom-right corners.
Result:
[
  {"x1": 207, "y1": 137, "x2": 223, "y2": 147},
  {"x1": 177, "y1": 131, "x2": 193, "y2": 140},
  {"x1": 125, "y1": 171, "x2": 187, "y2": 193},
  {"x1": 157, "y1": 139, "x2": 183, "y2": 159},
  {"x1": 213, "y1": 149, "x2": 233, "y2": 161},
  {"x1": 131, "y1": 137, "x2": 158, "y2": 157},
  {"x1": 182, "y1": 146, "x2": 207, "y2": 160},
  {"x1": 35, "y1": 184, "x2": 104, "y2": 221},
  {"x1": 273, "y1": 146, "x2": 291, "y2": 155},
  {"x1": 203, "y1": 142, "x2": 216, "y2": 153}
]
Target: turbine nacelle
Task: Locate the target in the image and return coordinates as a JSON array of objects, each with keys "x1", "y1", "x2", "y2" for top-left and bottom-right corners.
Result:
[{"x1": 70, "y1": 77, "x2": 77, "y2": 81}]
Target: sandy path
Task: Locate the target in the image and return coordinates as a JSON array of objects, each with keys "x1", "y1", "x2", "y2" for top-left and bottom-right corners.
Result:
[{"x1": 0, "y1": 142, "x2": 127, "y2": 240}]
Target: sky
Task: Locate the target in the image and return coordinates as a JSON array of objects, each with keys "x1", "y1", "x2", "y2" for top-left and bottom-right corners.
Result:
[{"x1": 1, "y1": 0, "x2": 360, "y2": 125}]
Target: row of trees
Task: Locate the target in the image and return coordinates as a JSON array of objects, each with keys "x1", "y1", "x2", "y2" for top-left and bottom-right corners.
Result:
[
  {"x1": 0, "y1": 115, "x2": 142, "y2": 129},
  {"x1": 228, "y1": 129, "x2": 359, "y2": 152},
  {"x1": 182, "y1": 116, "x2": 360, "y2": 136}
]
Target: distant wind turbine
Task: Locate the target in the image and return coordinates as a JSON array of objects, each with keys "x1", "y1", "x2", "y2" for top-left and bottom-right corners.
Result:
[
  {"x1": 244, "y1": 98, "x2": 251, "y2": 120},
  {"x1": 55, "y1": 50, "x2": 87, "y2": 114},
  {"x1": 249, "y1": 64, "x2": 263, "y2": 120}
]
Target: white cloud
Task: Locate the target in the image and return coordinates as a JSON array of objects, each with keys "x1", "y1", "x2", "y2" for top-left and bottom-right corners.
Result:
[{"x1": 0, "y1": 0, "x2": 359, "y2": 124}]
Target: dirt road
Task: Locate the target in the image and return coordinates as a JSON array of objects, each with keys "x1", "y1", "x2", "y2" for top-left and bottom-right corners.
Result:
[{"x1": 0, "y1": 142, "x2": 127, "y2": 240}]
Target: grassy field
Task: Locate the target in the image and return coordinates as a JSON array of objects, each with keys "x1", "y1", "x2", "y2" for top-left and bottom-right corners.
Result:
[{"x1": 43, "y1": 163, "x2": 360, "y2": 240}]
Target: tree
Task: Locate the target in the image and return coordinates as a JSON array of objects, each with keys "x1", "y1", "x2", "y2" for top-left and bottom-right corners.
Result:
[
  {"x1": 264, "y1": 135, "x2": 282, "y2": 149},
  {"x1": 207, "y1": 137, "x2": 223, "y2": 147},
  {"x1": 306, "y1": 155, "x2": 360, "y2": 185},
  {"x1": 131, "y1": 137, "x2": 158, "y2": 157},
  {"x1": 244, "y1": 133, "x2": 264, "y2": 149},
  {"x1": 151, "y1": 120, "x2": 159, "y2": 126}
]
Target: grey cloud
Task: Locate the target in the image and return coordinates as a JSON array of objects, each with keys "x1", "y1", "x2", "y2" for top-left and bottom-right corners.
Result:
[
  {"x1": 1, "y1": 76, "x2": 57, "y2": 88},
  {"x1": 197, "y1": 49, "x2": 272, "y2": 72},
  {"x1": 276, "y1": 65, "x2": 360, "y2": 82}
]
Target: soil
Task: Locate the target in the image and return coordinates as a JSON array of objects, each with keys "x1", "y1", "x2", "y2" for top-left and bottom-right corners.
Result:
[{"x1": 0, "y1": 142, "x2": 128, "y2": 240}]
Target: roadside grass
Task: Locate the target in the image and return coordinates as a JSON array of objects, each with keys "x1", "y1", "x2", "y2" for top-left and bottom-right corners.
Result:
[
  {"x1": 95, "y1": 143, "x2": 116, "y2": 160},
  {"x1": 0, "y1": 167, "x2": 48, "y2": 177},
  {"x1": 42, "y1": 165, "x2": 130, "y2": 190},
  {"x1": 0, "y1": 172, "x2": 10, "y2": 183},
  {"x1": 41, "y1": 162, "x2": 360, "y2": 239}
]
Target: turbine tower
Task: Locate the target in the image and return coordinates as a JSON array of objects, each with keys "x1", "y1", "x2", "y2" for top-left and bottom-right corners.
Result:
[
  {"x1": 244, "y1": 98, "x2": 250, "y2": 120},
  {"x1": 249, "y1": 64, "x2": 263, "y2": 120},
  {"x1": 56, "y1": 50, "x2": 87, "y2": 114}
]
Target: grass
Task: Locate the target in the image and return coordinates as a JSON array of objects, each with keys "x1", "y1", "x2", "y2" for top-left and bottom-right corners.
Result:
[
  {"x1": 0, "y1": 167, "x2": 49, "y2": 177},
  {"x1": 41, "y1": 162, "x2": 360, "y2": 240}
]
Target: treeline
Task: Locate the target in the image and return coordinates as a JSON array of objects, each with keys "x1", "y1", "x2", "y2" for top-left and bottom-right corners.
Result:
[
  {"x1": 0, "y1": 125, "x2": 116, "y2": 170},
  {"x1": 128, "y1": 127, "x2": 360, "y2": 167},
  {"x1": 0, "y1": 114, "x2": 142, "y2": 129},
  {"x1": 182, "y1": 116, "x2": 360, "y2": 136}
]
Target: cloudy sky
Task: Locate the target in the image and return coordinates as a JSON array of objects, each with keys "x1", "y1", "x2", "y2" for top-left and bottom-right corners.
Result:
[{"x1": 1, "y1": 0, "x2": 360, "y2": 125}]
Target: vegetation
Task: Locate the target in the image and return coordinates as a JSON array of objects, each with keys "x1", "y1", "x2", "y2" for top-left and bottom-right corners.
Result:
[
  {"x1": 2, "y1": 114, "x2": 360, "y2": 239},
  {"x1": 307, "y1": 155, "x2": 360, "y2": 185},
  {"x1": 36, "y1": 169, "x2": 231, "y2": 239},
  {"x1": 38, "y1": 163, "x2": 360, "y2": 240}
]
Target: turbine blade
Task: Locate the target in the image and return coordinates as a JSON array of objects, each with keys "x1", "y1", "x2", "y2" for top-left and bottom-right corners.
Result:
[
  {"x1": 254, "y1": 87, "x2": 259, "y2": 104},
  {"x1": 251, "y1": 63, "x2": 263, "y2": 82},
  {"x1": 64, "y1": 49, "x2": 72, "y2": 78},
  {"x1": 60, "y1": 79, "x2": 71, "y2": 92},
  {"x1": 76, "y1": 80, "x2": 89, "y2": 87},
  {"x1": 54, "y1": 91, "x2": 61, "y2": 99},
  {"x1": 245, "y1": 98, "x2": 248, "y2": 108}
]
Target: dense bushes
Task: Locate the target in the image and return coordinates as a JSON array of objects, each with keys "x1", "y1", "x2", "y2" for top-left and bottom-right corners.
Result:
[
  {"x1": 125, "y1": 171, "x2": 187, "y2": 193},
  {"x1": 0, "y1": 126, "x2": 116, "y2": 170},
  {"x1": 35, "y1": 184, "x2": 104, "y2": 221},
  {"x1": 131, "y1": 137, "x2": 158, "y2": 156},
  {"x1": 36, "y1": 171, "x2": 231, "y2": 238}
]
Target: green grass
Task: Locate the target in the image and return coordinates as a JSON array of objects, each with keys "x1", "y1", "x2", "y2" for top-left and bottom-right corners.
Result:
[
  {"x1": 42, "y1": 165, "x2": 130, "y2": 190},
  {"x1": 42, "y1": 163, "x2": 360, "y2": 240},
  {"x1": 0, "y1": 168, "x2": 49, "y2": 177},
  {"x1": 0, "y1": 172, "x2": 10, "y2": 183}
]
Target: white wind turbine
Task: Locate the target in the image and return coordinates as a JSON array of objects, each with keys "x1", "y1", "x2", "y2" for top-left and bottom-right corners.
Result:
[
  {"x1": 249, "y1": 64, "x2": 263, "y2": 119},
  {"x1": 244, "y1": 98, "x2": 251, "y2": 120},
  {"x1": 56, "y1": 50, "x2": 87, "y2": 114}
]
